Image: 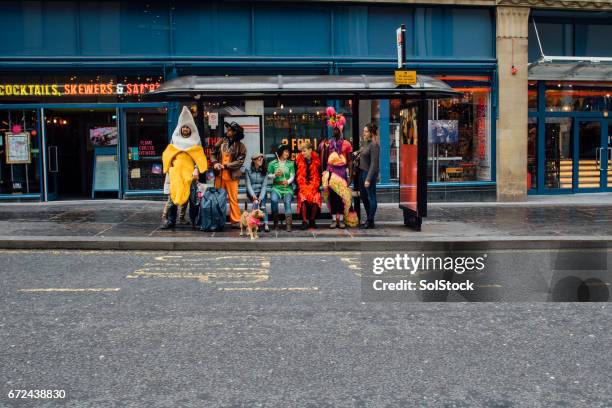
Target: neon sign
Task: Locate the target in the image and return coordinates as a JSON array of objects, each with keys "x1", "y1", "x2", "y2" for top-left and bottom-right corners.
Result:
[{"x1": 0, "y1": 83, "x2": 160, "y2": 97}]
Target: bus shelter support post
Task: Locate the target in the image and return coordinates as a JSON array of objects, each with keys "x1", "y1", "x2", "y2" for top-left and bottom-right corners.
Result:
[{"x1": 351, "y1": 97, "x2": 361, "y2": 222}]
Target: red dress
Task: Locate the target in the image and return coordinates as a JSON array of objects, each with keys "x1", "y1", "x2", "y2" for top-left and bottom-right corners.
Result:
[{"x1": 296, "y1": 151, "x2": 322, "y2": 213}]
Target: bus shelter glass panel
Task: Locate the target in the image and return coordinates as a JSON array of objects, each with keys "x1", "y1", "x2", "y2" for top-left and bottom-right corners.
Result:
[
  {"x1": 0, "y1": 109, "x2": 40, "y2": 195},
  {"x1": 263, "y1": 99, "x2": 329, "y2": 160}
]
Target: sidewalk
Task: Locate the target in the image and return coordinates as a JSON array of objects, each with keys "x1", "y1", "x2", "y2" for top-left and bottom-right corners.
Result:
[{"x1": 0, "y1": 196, "x2": 611, "y2": 251}]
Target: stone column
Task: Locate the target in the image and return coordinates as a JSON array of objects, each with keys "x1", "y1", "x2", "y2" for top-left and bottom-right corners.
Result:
[{"x1": 496, "y1": 6, "x2": 530, "y2": 201}]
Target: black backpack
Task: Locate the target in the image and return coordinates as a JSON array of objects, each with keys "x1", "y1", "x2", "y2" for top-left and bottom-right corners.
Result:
[{"x1": 197, "y1": 187, "x2": 228, "y2": 232}]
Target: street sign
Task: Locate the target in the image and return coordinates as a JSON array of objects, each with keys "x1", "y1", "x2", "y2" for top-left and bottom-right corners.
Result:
[
  {"x1": 394, "y1": 70, "x2": 417, "y2": 86},
  {"x1": 396, "y1": 24, "x2": 406, "y2": 69}
]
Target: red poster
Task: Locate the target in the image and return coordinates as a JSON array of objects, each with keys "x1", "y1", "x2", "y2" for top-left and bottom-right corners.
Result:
[
  {"x1": 399, "y1": 106, "x2": 419, "y2": 213},
  {"x1": 399, "y1": 144, "x2": 418, "y2": 212}
]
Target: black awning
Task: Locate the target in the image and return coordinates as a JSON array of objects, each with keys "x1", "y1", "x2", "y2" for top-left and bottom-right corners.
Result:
[{"x1": 145, "y1": 74, "x2": 461, "y2": 100}]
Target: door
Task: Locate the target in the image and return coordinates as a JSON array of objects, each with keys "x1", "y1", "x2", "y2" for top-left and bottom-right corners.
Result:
[
  {"x1": 42, "y1": 109, "x2": 59, "y2": 200},
  {"x1": 43, "y1": 108, "x2": 119, "y2": 200},
  {"x1": 574, "y1": 119, "x2": 606, "y2": 192}
]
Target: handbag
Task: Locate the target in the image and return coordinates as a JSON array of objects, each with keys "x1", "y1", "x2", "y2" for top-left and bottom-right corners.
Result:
[
  {"x1": 345, "y1": 203, "x2": 360, "y2": 228},
  {"x1": 351, "y1": 150, "x2": 362, "y2": 178}
]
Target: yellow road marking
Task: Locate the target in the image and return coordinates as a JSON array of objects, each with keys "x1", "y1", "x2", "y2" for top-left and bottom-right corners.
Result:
[
  {"x1": 126, "y1": 269, "x2": 269, "y2": 283},
  {"x1": 217, "y1": 287, "x2": 318, "y2": 292},
  {"x1": 128, "y1": 254, "x2": 271, "y2": 285},
  {"x1": 18, "y1": 288, "x2": 121, "y2": 293}
]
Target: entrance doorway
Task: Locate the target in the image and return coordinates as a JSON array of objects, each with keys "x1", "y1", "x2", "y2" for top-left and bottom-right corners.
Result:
[
  {"x1": 575, "y1": 119, "x2": 610, "y2": 192},
  {"x1": 541, "y1": 117, "x2": 611, "y2": 193},
  {"x1": 44, "y1": 109, "x2": 118, "y2": 200}
]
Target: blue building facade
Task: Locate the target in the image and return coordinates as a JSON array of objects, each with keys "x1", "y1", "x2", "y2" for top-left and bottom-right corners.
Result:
[{"x1": 0, "y1": 1, "x2": 497, "y2": 201}]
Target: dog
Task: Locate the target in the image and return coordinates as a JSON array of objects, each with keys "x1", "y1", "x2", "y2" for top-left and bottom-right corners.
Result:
[{"x1": 239, "y1": 208, "x2": 265, "y2": 240}]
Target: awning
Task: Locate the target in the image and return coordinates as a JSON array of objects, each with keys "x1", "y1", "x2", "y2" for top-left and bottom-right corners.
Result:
[
  {"x1": 529, "y1": 56, "x2": 612, "y2": 81},
  {"x1": 145, "y1": 74, "x2": 461, "y2": 100}
]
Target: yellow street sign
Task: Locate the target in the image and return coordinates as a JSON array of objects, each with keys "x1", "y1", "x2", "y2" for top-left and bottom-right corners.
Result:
[{"x1": 394, "y1": 70, "x2": 417, "y2": 86}]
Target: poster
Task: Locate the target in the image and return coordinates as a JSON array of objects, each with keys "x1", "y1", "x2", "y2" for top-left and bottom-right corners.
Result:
[
  {"x1": 6, "y1": 132, "x2": 31, "y2": 164},
  {"x1": 208, "y1": 112, "x2": 219, "y2": 129},
  {"x1": 138, "y1": 140, "x2": 156, "y2": 157},
  {"x1": 129, "y1": 147, "x2": 139, "y2": 161},
  {"x1": 227, "y1": 116, "x2": 262, "y2": 169},
  {"x1": 151, "y1": 163, "x2": 163, "y2": 175},
  {"x1": 93, "y1": 154, "x2": 119, "y2": 191},
  {"x1": 90, "y1": 127, "x2": 118, "y2": 146},
  {"x1": 399, "y1": 106, "x2": 418, "y2": 213},
  {"x1": 428, "y1": 120, "x2": 458, "y2": 144}
]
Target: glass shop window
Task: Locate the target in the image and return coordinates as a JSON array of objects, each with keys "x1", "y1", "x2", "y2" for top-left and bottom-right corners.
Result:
[
  {"x1": 528, "y1": 117, "x2": 538, "y2": 190},
  {"x1": 428, "y1": 76, "x2": 493, "y2": 183},
  {"x1": 0, "y1": 109, "x2": 41, "y2": 195},
  {"x1": 545, "y1": 82, "x2": 612, "y2": 112},
  {"x1": 529, "y1": 82, "x2": 538, "y2": 112},
  {"x1": 125, "y1": 108, "x2": 168, "y2": 191}
]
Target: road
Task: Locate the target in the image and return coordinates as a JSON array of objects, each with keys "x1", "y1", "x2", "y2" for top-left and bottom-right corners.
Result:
[{"x1": 1, "y1": 249, "x2": 611, "y2": 407}]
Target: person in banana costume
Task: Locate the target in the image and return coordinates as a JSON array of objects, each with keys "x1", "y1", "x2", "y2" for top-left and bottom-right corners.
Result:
[{"x1": 161, "y1": 106, "x2": 207, "y2": 229}]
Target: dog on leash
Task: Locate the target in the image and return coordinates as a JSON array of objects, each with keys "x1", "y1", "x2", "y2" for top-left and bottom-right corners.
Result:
[{"x1": 239, "y1": 209, "x2": 265, "y2": 240}]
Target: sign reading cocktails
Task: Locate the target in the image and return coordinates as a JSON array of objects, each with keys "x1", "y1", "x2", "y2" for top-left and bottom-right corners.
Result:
[{"x1": 0, "y1": 82, "x2": 160, "y2": 97}]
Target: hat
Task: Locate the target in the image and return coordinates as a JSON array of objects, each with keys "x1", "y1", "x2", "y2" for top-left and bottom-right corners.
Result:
[
  {"x1": 224, "y1": 121, "x2": 244, "y2": 134},
  {"x1": 251, "y1": 152, "x2": 264, "y2": 161},
  {"x1": 325, "y1": 106, "x2": 346, "y2": 131},
  {"x1": 276, "y1": 144, "x2": 290, "y2": 156},
  {"x1": 171, "y1": 106, "x2": 201, "y2": 150},
  {"x1": 223, "y1": 121, "x2": 245, "y2": 142}
]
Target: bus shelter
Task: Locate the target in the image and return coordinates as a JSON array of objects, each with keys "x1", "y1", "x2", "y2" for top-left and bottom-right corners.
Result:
[{"x1": 147, "y1": 74, "x2": 460, "y2": 230}]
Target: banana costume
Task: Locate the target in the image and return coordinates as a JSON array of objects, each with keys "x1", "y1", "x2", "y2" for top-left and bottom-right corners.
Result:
[{"x1": 162, "y1": 106, "x2": 208, "y2": 206}]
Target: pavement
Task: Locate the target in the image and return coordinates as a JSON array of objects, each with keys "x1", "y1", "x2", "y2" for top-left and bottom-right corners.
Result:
[
  {"x1": 2, "y1": 250, "x2": 611, "y2": 407},
  {"x1": 0, "y1": 193, "x2": 611, "y2": 250}
]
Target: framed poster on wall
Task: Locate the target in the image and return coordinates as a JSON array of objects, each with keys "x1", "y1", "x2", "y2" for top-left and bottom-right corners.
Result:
[{"x1": 5, "y1": 132, "x2": 31, "y2": 164}]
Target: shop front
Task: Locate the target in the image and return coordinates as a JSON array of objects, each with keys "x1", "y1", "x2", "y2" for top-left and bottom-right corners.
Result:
[
  {"x1": 527, "y1": 10, "x2": 612, "y2": 194},
  {"x1": 0, "y1": 72, "x2": 171, "y2": 201},
  {"x1": 527, "y1": 80, "x2": 612, "y2": 193},
  {"x1": 0, "y1": 0, "x2": 497, "y2": 202}
]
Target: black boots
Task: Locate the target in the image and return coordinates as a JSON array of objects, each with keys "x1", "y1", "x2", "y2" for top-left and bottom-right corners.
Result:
[
  {"x1": 359, "y1": 220, "x2": 375, "y2": 229},
  {"x1": 160, "y1": 221, "x2": 175, "y2": 229},
  {"x1": 273, "y1": 213, "x2": 279, "y2": 230}
]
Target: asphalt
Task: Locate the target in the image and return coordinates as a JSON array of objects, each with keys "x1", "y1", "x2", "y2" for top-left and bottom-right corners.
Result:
[
  {"x1": 0, "y1": 197, "x2": 611, "y2": 250},
  {"x1": 1, "y1": 250, "x2": 611, "y2": 407}
]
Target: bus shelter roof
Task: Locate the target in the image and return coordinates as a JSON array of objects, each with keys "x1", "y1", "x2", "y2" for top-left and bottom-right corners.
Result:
[{"x1": 146, "y1": 74, "x2": 461, "y2": 100}]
